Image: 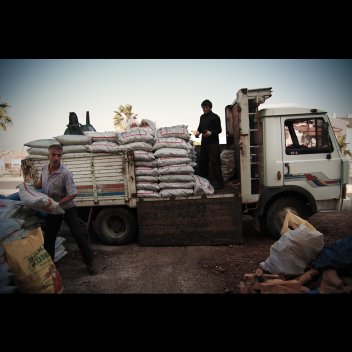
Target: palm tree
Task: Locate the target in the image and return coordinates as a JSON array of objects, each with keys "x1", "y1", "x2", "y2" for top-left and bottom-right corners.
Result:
[
  {"x1": 0, "y1": 99, "x2": 12, "y2": 131},
  {"x1": 113, "y1": 104, "x2": 138, "y2": 132},
  {"x1": 337, "y1": 134, "x2": 352, "y2": 158}
]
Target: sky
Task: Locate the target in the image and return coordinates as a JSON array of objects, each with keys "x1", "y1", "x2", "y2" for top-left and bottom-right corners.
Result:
[{"x1": 1, "y1": 59, "x2": 352, "y2": 151}]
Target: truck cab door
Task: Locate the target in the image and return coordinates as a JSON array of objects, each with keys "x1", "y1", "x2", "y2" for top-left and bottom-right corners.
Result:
[{"x1": 281, "y1": 115, "x2": 342, "y2": 211}]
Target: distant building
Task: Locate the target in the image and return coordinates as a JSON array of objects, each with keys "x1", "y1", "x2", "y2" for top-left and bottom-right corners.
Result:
[
  {"x1": 0, "y1": 150, "x2": 28, "y2": 175},
  {"x1": 336, "y1": 115, "x2": 352, "y2": 128},
  {"x1": 332, "y1": 114, "x2": 352, "y2": 151}
]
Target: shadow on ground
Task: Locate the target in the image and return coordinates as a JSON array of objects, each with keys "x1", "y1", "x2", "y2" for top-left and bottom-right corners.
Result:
[{"x1": 56, "y1": 211, "x2": 352, "y2": 294}]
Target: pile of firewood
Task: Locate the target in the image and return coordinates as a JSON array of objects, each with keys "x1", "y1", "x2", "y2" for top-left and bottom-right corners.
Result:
[
  {"x1": 239, "y1": 268, "x2": 310, "y2": 294},
  {"x1": 239, "y1": 268, "x2": 352, "y2": 294}
]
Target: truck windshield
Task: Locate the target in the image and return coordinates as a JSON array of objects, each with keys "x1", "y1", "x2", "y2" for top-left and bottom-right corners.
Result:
[{"x1": 284, "y1": 117, "x2": 334, "y2": 155}]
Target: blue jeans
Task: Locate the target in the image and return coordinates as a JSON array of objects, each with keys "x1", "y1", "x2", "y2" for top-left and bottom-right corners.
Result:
[{"x1": 312, "y1": 235, "x2": 352, "y2": 270}]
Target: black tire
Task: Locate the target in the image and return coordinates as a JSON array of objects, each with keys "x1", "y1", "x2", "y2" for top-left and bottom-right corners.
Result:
[
  {"x1": 93, "y1": 207, "x2": 137, "y2": 245},
  {"x1": 265, "y1": 196, "x2": 309, "y2": 240}
]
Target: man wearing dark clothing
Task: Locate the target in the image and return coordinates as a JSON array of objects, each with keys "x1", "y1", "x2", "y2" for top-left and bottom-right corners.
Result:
[{"x1": 195, "y1": 99, "x2": 224, "y2": 189}]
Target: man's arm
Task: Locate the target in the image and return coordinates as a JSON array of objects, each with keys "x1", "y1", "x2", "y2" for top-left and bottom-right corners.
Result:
[
  {"x1": 62, "y1": 169, "x2": 78, "y2": 206},
  {"x1": 211, "y1": 115, "x2": 222, "y2": 136},
  {"x1": 195, "y1": 116, "x2": 202, "y2": 137},
  {"x1": 58, "y1": 194, "x2": 77, "y2": 207}
]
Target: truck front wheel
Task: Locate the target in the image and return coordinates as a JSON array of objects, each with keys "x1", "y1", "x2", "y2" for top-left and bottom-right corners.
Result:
[
  {"x1": 93, "y1": 207, "x2": 137, "y2": 245},
  {"x1": 265, "y1": 196, "x2": 309, "y2": 239}
]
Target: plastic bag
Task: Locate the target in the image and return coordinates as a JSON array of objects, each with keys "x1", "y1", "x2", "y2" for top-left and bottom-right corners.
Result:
[{"x1": 259, "y1": 210, "x2": 324, "y2": 275}]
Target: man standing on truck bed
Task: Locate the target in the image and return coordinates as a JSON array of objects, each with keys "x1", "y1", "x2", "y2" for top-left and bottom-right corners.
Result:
[
  {"x1": 195, "y1": 99, "x2": 224, "y2": 189},
  {"x1": 34, "y1": 144, "x2": 97, "y2": 275}
]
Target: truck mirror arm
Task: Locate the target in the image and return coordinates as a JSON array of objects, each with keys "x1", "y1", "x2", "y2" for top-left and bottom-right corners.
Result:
[{"x1": 323, "y1": 121, "x2": 332, "y2": 160}]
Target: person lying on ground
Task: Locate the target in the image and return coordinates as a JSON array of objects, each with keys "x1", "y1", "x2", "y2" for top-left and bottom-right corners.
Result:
[{"x1": 298, "y1": 235, "x2": 352, "y2": 292}]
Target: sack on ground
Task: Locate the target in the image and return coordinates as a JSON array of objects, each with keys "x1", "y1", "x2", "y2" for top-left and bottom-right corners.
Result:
[
  {"x1": 259, "y1": 210, "x2": 324, "y2": 275},
  {"x1": 2, "y1": 227, "x2": 63, "y2": 293},
  {"x1": 0, "y1": 199, "x2": 24, "y2": 219}
]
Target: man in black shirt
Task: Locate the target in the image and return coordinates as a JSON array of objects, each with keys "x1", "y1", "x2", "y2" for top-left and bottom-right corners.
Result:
[{"x1": 195, "y1": 100, "x2": 224, "y2": 189}]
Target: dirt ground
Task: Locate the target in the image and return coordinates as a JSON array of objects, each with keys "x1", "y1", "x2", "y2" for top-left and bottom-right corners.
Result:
[{"x1": 55, "y1": 210, "x2": 352, "y2": 294}]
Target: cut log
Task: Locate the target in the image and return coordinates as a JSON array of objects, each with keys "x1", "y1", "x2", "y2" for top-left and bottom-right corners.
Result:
[
  {"x1": 244, "y1": 273, "x2": 257, "y2": 284},
  {"x1": 255, "y1": 268, "x2": 263, "y2": 278},
  {"x1": 296, "y1": 268, "x2": 320, "y2": 285},
  {"x1": 263, "y1": 273, "x2": 282, "y2": 279},
  {"x1": 260, "y1": 279, "x2": 306, "y2": 294},
  {"x1": 238, "y1": 282, "x2": 247, "y2": 294}
]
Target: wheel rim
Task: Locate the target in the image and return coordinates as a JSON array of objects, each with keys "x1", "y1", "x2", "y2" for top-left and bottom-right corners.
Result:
[{"x1": 107, "y1": 215, "x2": 126, "y2": 237}]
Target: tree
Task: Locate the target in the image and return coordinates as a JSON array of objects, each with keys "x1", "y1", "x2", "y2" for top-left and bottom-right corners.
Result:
[
  {"x1": 0, "y1": 99, "x2": 12, "y2": 131},
  {"x1": 337, "y1": 134, "x2": 352, "y2": 158},
  {"x1": 113, "y1": 104, "x2": 138, "y2": 132}
]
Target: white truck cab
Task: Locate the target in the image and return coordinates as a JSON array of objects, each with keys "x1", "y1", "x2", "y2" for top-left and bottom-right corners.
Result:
[{"x1": 226, "y1": 87, "x2": 350, "y2": 238}]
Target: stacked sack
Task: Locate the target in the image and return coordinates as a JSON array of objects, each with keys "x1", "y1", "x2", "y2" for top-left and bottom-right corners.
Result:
[
  {"x1": 154, "y1": 125, "x2": 195, "y2": 197},
  {"x1": 220, "y1": 149, "x2": 235, "y2": 182},
  {"x1": 132, "y1": 119, "x2": 160, "y2": 198},
  {"x1": 0, "y1": 217, "x2": 29, "y2": 294},
  {"x1": 117, "y1": 126, "x2": 158, "y2": 198},
  {"x1": 22, "y1": 122, "x2": 213, "y2": 199},
  {"x1": 54, "y1": 134, "x2": 92, "y2": 155},
  {"x1": 24, "y1": 138, "x2": 61, "y2": 160},
  {"x1": 2, "y1": 227, "x2": 63, "y2": 293},
  {"x1": 0, "y1": 199, "x2": 26, "y2": 293},
  {"x1": 54, "y1": 236, "x2": 67, "y2": 263},
  {"x1": 83, "y1": 131, "x2": 119, "y2": 153},
  {"x1": 0, "y1": 197, "x2": 64, "y2": 294},
  {"x1": 24, "y1": 135, "x2": 93, "y2": 163}
]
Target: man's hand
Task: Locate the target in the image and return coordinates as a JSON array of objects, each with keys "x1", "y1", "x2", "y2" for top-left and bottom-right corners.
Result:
[
  {"x1": 193, "y1": 130, "x2": 200, "y2": 138},
  {"x1": 32, "y1": 174, "x2": 42, "y2": 189},
  {"x1": 42, "y1": 199, "x2": 64, "y2": 214},
  {"x1": 203, "y1": 130, "x2": 212, "y2": 138},
  {"x1": 43, "y1": 199, "x2": 52, "y2": 209}
]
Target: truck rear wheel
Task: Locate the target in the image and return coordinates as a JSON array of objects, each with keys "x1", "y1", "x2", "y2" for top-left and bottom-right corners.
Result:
[
  {"x1": 265, "y1": 196, "x2": 309, "y2": 240},
  {"x1": 93, "y1": 207, "x2": 137, "y2": 245}
]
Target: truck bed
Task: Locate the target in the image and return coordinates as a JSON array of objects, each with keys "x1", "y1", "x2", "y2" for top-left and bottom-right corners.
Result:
[
  {"x1": 21, "y1": 151, "x2": 137, "y2": 208},
  {"x1": 137, "y1": 182, "x2": 243, "y2": 246}
]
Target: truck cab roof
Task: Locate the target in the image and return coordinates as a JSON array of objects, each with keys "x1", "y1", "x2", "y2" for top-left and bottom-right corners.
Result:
[{"x1": 259, "y1": 107, "x2": 327, "y2": 117}]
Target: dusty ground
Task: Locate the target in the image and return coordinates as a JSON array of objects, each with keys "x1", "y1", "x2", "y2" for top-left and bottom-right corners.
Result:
[
  {"x1": 2, "y1": 178, "x2": 351, "y2": 294},
  {"x1": 56, "y1": 185, "x2": 352, "y2": 294},
  {"x1": 55, "y1": 210, "x2": 352, "y2": 294}
]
